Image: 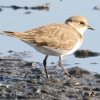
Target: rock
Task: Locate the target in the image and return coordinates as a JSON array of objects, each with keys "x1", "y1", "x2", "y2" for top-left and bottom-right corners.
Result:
[
  {"x1": 94, "y1": 5, "x2": 100, "y2": 10},
  {"x1": 74, "y1": 49, "x2": 100, "y2": 58}
]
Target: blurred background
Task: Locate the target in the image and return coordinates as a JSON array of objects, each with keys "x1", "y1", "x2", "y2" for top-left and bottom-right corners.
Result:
[{"x1": 0, "y1": 0, "x2": 100, "y2": 73}]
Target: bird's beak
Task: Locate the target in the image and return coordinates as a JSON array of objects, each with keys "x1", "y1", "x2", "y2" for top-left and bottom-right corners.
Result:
[{"x1": 88, "y1": 26, "x2": 95, "y2": 30}]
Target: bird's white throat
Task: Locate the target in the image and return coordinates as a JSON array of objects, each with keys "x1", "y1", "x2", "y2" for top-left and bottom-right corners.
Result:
[{"x1": 76, "y1": 28, "x2": 87, "y2": 35}]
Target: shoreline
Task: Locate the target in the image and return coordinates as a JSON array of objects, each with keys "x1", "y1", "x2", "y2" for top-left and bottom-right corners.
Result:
[{"x1": 0, "y1": 52, "x2": 100, "y2": 99}]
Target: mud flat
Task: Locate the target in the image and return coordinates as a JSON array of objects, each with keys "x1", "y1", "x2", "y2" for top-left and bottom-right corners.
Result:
[{"x1": 0, "y1": 52, "x2": 100, "y2": 100}]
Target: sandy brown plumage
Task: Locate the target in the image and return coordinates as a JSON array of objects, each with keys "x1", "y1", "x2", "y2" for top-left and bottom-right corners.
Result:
[
  {"x1": 1, "y1": 16, "x2": 94, "y2": 78},
  {"x1": 3, "y1": 24, "x2": 83, "y2": 51}
]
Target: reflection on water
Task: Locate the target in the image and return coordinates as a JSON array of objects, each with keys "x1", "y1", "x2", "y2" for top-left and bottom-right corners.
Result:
[{"x1": 0, "y1": 0, "x2": 100, "y2": 73}]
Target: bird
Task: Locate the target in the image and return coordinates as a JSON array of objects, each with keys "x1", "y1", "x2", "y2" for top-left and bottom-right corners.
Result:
[{"x1": 1, "y1": 16, "x2": 94, "y2": 78}]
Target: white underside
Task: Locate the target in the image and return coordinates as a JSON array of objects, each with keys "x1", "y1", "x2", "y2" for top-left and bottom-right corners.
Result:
[{"x1": 28, "y1": 40, "x2": 82, "y2": 56}]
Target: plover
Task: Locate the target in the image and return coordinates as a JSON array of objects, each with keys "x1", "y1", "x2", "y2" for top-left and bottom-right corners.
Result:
[{"x1": 1, "y1": 16, "x2": 94, "y2": 78}]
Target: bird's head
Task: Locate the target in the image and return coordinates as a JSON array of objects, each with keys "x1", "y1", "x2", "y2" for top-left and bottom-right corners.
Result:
[{"x1": 65, "y1": 16, "x2": 94, "y2": 34}]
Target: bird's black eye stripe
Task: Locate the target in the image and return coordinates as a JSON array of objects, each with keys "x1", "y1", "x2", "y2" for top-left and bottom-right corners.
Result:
[
  {"x1": 80, "y1": 21, "x2": 85, "y2": 25},
  {"x1": 67, "y1": 19, "x2": 72, "y2": 22}
]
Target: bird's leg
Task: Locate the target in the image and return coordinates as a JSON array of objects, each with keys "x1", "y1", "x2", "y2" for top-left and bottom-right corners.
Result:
[
  {"x1": 58, "y1": 56, "x2": 72, "y2": 77},
  {"x1": 43, "y1": 55, "x2": 48, "y2": 78}
]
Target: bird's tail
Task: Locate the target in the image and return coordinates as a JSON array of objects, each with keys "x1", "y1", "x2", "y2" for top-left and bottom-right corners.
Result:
[
  {"x1": 0, "y1": 31, "x2": 35, "y2": 43},
  {"x1": 1, "y1": 31, "x2": 21, "y2": 37}
]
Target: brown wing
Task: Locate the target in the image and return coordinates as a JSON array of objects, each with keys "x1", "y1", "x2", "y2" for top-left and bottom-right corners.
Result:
[
  {"x1": 3, "y1": 24, "x2": 82, "y2": 50},
  {"x1": 25, "y1": 24, "x2": 82, "y2": 50}
]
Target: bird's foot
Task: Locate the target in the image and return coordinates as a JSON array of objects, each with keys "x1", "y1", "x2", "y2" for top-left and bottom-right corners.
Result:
[{"x1": 58, "y1": 62, "x2": 73, "y2": 78}]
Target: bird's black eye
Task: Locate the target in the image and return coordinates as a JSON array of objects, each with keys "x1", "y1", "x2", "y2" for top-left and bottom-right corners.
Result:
[{"x1": 80, "y1": 21, "x2": 85, "y2": 25}]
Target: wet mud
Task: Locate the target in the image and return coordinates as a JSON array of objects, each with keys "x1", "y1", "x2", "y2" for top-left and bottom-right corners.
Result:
[
  {"x1": 0, "y1": 51, "x2": 100, "y2": 99},
  {"x1": 0, "y1": 3, "x2": 50, "y2": 14}
]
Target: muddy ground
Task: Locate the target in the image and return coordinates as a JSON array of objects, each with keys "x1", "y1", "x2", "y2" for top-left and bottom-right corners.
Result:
[{"x1": 0, "y1": 52, "x2": 100, "y2": 100}]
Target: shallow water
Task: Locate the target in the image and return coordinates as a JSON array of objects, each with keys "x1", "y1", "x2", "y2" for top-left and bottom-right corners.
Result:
[{"x1": 0, "y1": 0, "x2": 100, "y2": 73}]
